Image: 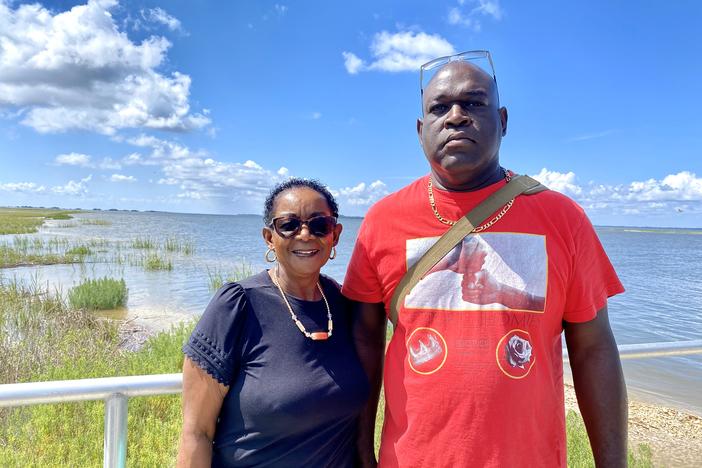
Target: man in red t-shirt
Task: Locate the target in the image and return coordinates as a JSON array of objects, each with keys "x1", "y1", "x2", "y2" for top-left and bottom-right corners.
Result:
[{"x1": 342, "y1": 53, "x2": 627, "y2": 467}]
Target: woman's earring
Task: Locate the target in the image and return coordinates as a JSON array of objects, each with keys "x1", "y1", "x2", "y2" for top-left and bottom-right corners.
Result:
[
  {"x1": 265, "y1": 248, "x2": 277, "y2": 263},
  {"x1": 329, "y1": 246, "x2": 337, "y2": 260}
]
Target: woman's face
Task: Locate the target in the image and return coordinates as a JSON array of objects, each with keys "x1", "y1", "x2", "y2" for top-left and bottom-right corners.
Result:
[{"x1": 263, "y1": 187, "x2": 342, "y2": 281}]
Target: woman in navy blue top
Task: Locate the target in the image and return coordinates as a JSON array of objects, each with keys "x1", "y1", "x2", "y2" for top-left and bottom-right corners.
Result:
[{"x1": 178, "y1": 179, "x2": 369, "y2": 467}]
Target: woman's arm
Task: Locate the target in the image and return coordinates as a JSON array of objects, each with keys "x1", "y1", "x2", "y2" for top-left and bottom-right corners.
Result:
[{"x1": 177, "y1": 357, "x2": 229, "y2": 467}]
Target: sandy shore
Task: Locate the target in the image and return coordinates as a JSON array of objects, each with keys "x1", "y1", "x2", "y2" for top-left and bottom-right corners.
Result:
[{"x1": 564, "y1": 384, "x2": 702, "y2": 467}]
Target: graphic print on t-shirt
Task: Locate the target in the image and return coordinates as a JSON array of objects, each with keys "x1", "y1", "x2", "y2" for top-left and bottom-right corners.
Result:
[
  {"x1": 405, "y1": 233, "x2": 547, "y2": 312},
  {"x1": 406, "y1": 327, "x2": 448, "y2": 374},
  {"x1": 496, "y1": 329, "x2": 535, "y2": 378}
]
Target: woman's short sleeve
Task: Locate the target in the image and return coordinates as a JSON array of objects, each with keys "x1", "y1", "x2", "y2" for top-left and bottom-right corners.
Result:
[{"x1": 182, "y1": 283, "x2": 248, "y2": 386}]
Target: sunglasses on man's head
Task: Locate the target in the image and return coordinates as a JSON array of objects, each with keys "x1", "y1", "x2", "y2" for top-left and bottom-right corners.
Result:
[{"x1": 269, "y1": 215, "x2": 337, "y2": 239}]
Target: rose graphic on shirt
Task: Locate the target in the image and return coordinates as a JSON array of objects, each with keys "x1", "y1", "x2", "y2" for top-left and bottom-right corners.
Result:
[
  {"x1": 506, "y1": 335, "x2": 532, "y2": 368},
  {"x1": 496, "y1": 329, "x2": 535, "y2": 379}
]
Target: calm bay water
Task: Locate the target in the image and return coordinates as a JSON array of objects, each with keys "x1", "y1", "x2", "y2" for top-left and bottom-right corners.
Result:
[{"x1": 2, "y1": 211, "x2": 701, "y2": 414}]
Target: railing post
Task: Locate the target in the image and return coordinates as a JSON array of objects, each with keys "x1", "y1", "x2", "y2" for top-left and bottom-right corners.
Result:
[{"x1": 104, "y1": 393, "x2": 128, "y2": 468}]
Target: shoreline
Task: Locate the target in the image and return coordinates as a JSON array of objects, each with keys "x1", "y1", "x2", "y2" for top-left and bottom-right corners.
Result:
[{"x1": 564, "y1": 384, "x2": 702, "y2": 467}]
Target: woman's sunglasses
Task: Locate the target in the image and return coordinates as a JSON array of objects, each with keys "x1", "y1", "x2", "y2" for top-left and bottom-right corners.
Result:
[{"x1": 269, "y1": 215, "x2": 337, "y2": 239}]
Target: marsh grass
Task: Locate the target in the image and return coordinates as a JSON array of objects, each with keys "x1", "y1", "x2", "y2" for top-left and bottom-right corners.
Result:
[
  {"x1": 143, "y1": 253, "x2": 173, "y2": 271},
  {"x1": 0, "y1": 208, "x2": 78, "y2": 234},
  {"x1": 131, "y1": 237, "x2": 156, "y2": 249},
  {"x1": 206, "y1": 263, "x2": 255, "y2": 291},
  {"x1": 79, "y1": 218, "x2": 111, "y2": 226},
  {"x1": 0, "y1": 278, "x2": 119, "y2": 386},
  {"x1": 0, "y1": 314, "x2": 191, "y2": 466},
  {"x1": 68, "y1": 277, "x2": 127, "y2": 310},
  {"x1": 65, "y1": 245, "x2": 92, "y2": 256},
  {"x1": 164, "y1": 237, "x2": 195, "y2": 255},
  {"x1": 0, "y1": 245, "x2": 82, "y2": 268}
]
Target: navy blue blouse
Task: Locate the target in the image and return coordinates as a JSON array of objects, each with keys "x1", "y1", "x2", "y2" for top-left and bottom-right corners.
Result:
[{"x1": 183, "y1": 270, "x2": 369, "y2": 467}]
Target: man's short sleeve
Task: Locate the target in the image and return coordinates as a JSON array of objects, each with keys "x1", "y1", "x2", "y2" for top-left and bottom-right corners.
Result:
[
  {"x1": 342, "y1": 218, "x2": 384, "y2": 304},
  {"x1": 563, "y1": 214, "x2": 625, "y2": 323},
  {"x1": 182, "y1": 282, "x2": 248, "y2": 386}
]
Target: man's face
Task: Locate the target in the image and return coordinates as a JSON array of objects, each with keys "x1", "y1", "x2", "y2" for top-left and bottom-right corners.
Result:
[{"x1": 417, "y1": 61, "x2": 507, "y2": 188}]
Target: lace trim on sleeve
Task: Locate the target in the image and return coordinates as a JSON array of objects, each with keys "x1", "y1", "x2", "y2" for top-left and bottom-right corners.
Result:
[{"x1": 182, "y1": 334, "x2": 232, "y2": 386}]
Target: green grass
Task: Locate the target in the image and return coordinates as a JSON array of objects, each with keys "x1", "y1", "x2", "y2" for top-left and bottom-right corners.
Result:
[
  {"x1": 68, "y1": 277, "x2": 128, "y2": 310},
  {"x1": 65, "y1": 245, "x2": 92, "y2": 256},
  {"x1": 206, "y1": 263, "x2": 255, "y2": 291},
  {"x1": 565, "y1": 410, "x2": 652, "y2": 467},
  {"x1": 0, "y1": 245, "x2": 83, "y2": 268},
  {"x1": 79, "y1": 218, "x2": 111, "y2": 226},
  {"x1": 143, "y1": 253, "x2": 173, "y2": 271},
  {"x1": 0, "y1": 208, "x2": 77, "y2": 234},
  {"x1": 164, "y1": 237, "x2": 195, "y2": 255},
  {"x1": 131, "y1": 237, "x2": 156, "y2": 249}
]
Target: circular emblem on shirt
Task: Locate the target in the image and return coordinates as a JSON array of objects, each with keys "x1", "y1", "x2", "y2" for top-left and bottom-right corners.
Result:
[
  {"x1": 407, "y1": 327, "x2": 448, "y2": 375},
  {"x1": 496, "y1": 329, "x2": 535, "y2": 379}
]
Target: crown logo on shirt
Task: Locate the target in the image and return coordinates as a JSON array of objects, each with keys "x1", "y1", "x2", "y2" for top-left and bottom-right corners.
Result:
[{"x1": 409, "y1": 333, "x2": 443, "y2": 365}]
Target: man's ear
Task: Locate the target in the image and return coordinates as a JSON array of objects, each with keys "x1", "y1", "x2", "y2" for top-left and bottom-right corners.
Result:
[
  {"x1": 499, "y1": 107, "x2": 508, "y2": 136},
  {"x1": 416, "y1": 118, "x2": 424, "y2": 145}
]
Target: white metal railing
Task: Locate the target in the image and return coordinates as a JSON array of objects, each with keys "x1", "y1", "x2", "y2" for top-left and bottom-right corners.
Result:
[
  {"x1": 1, "y1": 340, "x2": 701, "y2": 468},
  {"x1": 0, "y1": 373, "x2": 182, "y2": 468}
]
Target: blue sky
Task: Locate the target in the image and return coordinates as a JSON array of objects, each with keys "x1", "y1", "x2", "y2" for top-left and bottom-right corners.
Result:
[{"x1": 1, "y1": 0, "x2": 700, "y2": 227}]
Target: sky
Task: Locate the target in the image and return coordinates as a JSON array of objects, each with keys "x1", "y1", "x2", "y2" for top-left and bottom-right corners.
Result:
[{"x1": 0, "y1": 0, "x2": 700, "y2": 227}]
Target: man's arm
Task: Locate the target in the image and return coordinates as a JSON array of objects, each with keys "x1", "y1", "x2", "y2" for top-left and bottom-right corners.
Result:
[
  {"x1": 352, "y1": 300, "x2": 387, "y2": 468},
  {"x1": 564, "y1": 305, "x2": 627, "y2": 468}
]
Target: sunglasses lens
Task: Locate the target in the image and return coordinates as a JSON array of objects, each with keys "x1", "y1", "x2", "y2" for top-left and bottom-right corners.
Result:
[
  {"x1": 272, "y1": 216, "x2": 336, "y2": 238},
  {"x1": 274, "y1": 218, "x2": 302, "y2": 238},
  {"x1": 308, "y1": 216, "x2": 336, "y2": 237}
]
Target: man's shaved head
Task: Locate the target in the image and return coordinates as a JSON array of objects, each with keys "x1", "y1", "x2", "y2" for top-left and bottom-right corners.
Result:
[{"x1": 417, "y1": 60, "x2": 508, "y2": 191}]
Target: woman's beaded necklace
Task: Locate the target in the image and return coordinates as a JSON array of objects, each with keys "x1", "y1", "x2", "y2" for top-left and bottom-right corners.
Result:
[{"x1": 271, "y1": 267, "x2": 333, "y2": 341}]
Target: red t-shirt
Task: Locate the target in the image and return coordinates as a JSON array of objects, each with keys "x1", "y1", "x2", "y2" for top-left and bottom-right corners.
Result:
[{"x1": 342, "y1": 175, "x2": 624, "y2": 467}]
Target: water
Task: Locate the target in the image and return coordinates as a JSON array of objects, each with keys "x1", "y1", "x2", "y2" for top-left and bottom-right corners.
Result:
[{"x1": 2, "y1": 212, "x2": 700, "y2": 415}]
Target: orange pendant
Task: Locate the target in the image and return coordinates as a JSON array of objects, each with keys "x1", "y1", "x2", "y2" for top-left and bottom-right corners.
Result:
[{"x1": 310, "y1": 332, "x2": 329, "y2": 341}]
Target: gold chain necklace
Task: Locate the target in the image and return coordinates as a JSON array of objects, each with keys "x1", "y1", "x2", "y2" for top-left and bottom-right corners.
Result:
[
  {"x1": 428, "y1": 168, "x2": 513, "y2": 231},
  {"x1": 271, "y1": 268, "x2": 333, "y2": 341}
]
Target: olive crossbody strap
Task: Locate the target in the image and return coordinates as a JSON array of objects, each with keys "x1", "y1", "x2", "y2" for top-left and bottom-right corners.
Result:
[{"x1": 388, "y1": 175, "x2": 548, "y2": 329}]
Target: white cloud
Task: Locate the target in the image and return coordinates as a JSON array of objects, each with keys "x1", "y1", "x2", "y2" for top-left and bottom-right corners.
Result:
[
  {"x1": 109, "y1": 173, "x2": 136, "y2": 182},
  {"x1": 342, "y1": 31, "x2": 455, "y2": 74},
  {"x1": 566, "y1": 129, "x2": 617, "y2": 142},
  {"x1": 55, "y1": 152, "x2": 91, "y2": 166},
  {"x1": 0, "y1": 0, "x2": 209, "y2": 134},
  {"x1": 333, "y1": 180, "x2": 389, "y2": 208},
  {"x1": 448, "y1": 8, "x2": 480, "y2": 31},
  {"x1": 274, "y1": 4, "x2": 288, "y2": 15},
  {"x1": 342, "y1": 52, "x2": 365, "y2": 74},
  {"x1": 52, "y1": 175, "x2": 92, "y2": 196},
  {"x1": 98, "y1": 157, "x2": 121, "y2": 170},
  {"x1": 530, "y1": 168, "x2": 702, "y2": 218},
  {"x1": 54, "y1": 152, "x2": 121, "y2": 169},
  {"x1": 141, "y1": 7, "x2": 181, "y2": 31},
  {"x1": 531, "y1": 168, "x2": 582, "y2": 197},
  {"x1": 473, "y1": 0, "x2": 503, "y2": 20},
  {"x1": 311, "y1": 112, "x2": 322, "y2": 120},
  {"x1": 0, "y1": 182, "x2": 46, "y2": 193},
  {"x1": 449, "y1": 0, "x2": 503, "y2": 30}
]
